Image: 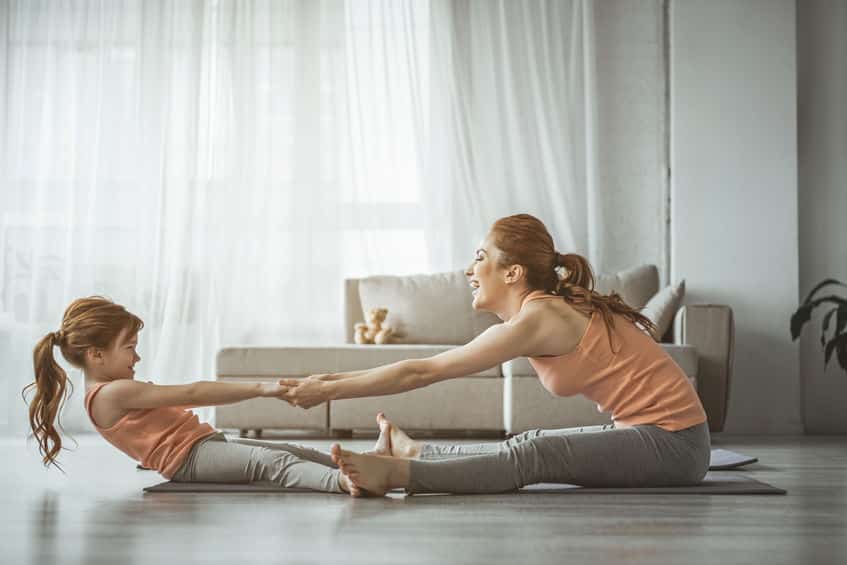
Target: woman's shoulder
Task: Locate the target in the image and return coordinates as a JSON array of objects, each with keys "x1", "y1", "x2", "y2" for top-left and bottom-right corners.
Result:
[{"x1": 518, "y1": 296, "x2": 594, "y2": 357}]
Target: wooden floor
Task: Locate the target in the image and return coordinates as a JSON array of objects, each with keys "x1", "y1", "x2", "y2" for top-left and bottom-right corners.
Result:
[{"x1": 3, "y1": 433, "x2": 846, "y2": 565}]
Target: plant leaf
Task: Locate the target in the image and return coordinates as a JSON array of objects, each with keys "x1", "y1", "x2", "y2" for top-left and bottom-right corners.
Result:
[
  {"x1": 802, "y1": 278, "x2": 847, "y2": 305},
  {"x1": 791, "y1": 303, "x2": 813, "y2": 340},
  {"x1": 792, "y1": 296, "x2": 847, "y2": 341},
  {"x1": 821, "y1": 307, "x2": 839, "y2": 346},
  {"x1": 823, "y1": 332, "x2": 847, "y2": 370},
  {"x1": 836, "y1": 306, "x2": 847, "y2": 336}
]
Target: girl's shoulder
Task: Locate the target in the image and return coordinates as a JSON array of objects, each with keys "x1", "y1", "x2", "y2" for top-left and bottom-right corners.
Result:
[{"x1": 86, "y1": 380, "x2": 133, "y2": 429}]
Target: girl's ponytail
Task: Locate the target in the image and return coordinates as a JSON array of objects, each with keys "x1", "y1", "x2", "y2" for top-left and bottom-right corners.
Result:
[{"x1": 24, "y1": 332, "x2": 73, "y2": 472}]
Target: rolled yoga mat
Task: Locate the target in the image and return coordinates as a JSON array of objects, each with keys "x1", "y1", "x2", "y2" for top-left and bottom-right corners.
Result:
[{"x1": 143, "y1": 472, "x2": 785, "y2": 495}]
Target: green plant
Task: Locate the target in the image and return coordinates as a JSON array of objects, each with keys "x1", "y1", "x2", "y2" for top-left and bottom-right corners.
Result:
[{"x1": 790, "y1": 278, "x2": 847, "y2": 372}]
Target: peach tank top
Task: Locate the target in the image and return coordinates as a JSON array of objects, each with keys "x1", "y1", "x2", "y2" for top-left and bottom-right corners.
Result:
[
  {"x1": 84, "y1": 381, "x2": 216, "y2": 479},
  {"x1": 522, "y1": 291, "x2": 707, "y2": 432}
]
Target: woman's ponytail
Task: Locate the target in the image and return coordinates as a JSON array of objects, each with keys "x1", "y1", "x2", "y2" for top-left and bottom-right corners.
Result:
[
  {"x1": 554, "y1": 253, "x2": 659, "y2": 349},
  {"x1": 24, "y1": 332, "x2": 73, "y2": 472}
]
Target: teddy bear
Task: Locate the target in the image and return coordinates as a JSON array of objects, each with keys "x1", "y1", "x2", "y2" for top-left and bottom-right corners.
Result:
[{"x1": 354, "y1": 307, "x2": 395, "y2": 345}]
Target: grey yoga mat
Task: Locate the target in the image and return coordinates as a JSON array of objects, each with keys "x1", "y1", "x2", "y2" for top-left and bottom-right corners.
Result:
[{"x1": 143, "y1": 472, "x2": 785, "y2": 495}]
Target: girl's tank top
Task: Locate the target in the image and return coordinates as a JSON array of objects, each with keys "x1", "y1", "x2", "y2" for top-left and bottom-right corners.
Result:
[{"x1": 84, "y1": 381, "x2": 216, "y2": 478}]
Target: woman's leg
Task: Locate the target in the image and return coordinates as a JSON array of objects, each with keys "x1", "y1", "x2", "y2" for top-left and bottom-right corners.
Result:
[
  {"x1": 419, "y1": 424, "x2": 616, "y2": 459},
  {"x1": 171, "y1": 435, "x2": 345, "y2": 493},
  {"x1": 334, "y1": 422, "x2": 710, "y2": 495},
  {"x1": 376, "y1": 411, "x2": 614, "y2": 460}
]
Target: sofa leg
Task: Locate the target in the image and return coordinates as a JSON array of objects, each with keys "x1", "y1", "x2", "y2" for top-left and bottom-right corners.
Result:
[
  {"x1": 331, "y1": 429, "x2": 353, "y2": 439},
  {"x1": 254, "y1": 429, "x2": 263, "y2": 439},
  {"x1": 239, "y1": 429, "x2": 248, "y2": 438}
]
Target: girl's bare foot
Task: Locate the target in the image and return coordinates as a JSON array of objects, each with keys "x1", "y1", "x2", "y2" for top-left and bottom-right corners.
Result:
[
  {"x1": 330, "y1": 443, "x2": 410, "y2": 496},
  {"x1": 376, "y1": 412, "x2": 423, "y2": 459}
]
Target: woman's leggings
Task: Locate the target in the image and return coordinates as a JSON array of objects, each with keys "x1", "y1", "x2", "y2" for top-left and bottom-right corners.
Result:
[
  {"x1": 171, "y1": 432, "x2": 344, "y2": 493},
  {"x1": 407, "y1": 421, "x2": 711, "y2": 494}
]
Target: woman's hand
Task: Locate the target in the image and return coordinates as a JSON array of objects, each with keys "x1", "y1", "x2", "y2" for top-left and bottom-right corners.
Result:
[{"x1": 277, "y1": 377, "x2": 333, "y2": 409}]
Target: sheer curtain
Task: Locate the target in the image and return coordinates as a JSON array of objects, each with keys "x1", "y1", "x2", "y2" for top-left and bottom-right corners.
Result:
[
  {"x1": 427, "y1": 0, "x2": 600, "y2": 272},
  {"x1": 0, "y1": 0, "x2": 435, "y2": 433},
  {"x1": 0, "y1": 0, "x2": 599, "y2": 436}
]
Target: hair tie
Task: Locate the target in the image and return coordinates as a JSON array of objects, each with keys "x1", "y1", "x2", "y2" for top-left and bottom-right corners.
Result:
[{"x1": 52, "y1": 330, "x2": 64, "y2": 344}]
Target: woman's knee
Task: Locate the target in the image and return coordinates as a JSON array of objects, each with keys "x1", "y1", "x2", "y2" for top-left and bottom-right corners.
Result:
[{"x1": 503, "y1": 429, "x2": 544, "y2": 448}]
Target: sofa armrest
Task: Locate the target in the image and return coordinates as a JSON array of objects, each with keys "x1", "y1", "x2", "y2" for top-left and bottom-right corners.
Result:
[{"x1": 673, "y1": 304, "x2": 735, "y2": 433}]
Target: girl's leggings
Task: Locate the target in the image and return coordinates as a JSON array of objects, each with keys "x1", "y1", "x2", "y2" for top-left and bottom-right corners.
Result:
[
  {"x1": 407, "y1": 421, "x2": 711, "y2": 494},
  {"x1": 171, "y1": 432, "x2": 344, "y2": 493}
]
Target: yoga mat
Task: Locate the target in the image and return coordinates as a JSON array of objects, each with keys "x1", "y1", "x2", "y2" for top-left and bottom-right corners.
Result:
[
  {"x1": 143, "y1": 472, "x2": 784, "y2": 495},
  {"x1": 708, "y1": 449, "x2": 758, "y2": 470},
  {"x1": 137, "y1": 448, "x2": 760, "y2": 472}
]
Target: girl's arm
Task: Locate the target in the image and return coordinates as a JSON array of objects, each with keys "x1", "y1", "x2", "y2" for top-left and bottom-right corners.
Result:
[
  {"x1": 100, "y1": 380, "x2": 289, "y2": 411},
  {"x1": 282, "y1": 317, "x2": 541, "y2": 408}
]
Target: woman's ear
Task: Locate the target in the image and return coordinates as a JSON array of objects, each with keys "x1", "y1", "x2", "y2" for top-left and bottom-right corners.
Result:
[{"x1": 504, "y1": 264, "x2": 524, "y2": 285}]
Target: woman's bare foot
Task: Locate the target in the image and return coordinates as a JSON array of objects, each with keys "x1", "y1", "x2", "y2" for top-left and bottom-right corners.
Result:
[
  {"x1": 330, "y1": 443, "x2": 410, "y2": 496},
  {"x1": 375, "y1": 412, "x2": 423, "y2": 459},
  {"x1": 337, "y1": 470, "x2": 362, "y2": 497},
  {"x1": 368, "y1": 412, "x2": 392, "y2": 456}
]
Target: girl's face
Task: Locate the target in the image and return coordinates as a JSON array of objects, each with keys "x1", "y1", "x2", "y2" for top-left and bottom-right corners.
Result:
[
  {"x1": 465, "y1": 236, "x2": 508, "y2": 311},
  {"x1": 97, "y1": 327, "x2": 141, "y2": 380}
]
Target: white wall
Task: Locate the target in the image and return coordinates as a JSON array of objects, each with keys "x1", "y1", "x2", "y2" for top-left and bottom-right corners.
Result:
[
  {"x1": 670, "y1": 0, "x2": 803, "y2": 433},
  {"x1": 797, "y1": 0, "x2": 847, "y2": 434},
  {"x1": 594, "y1": 1, "x2": 669, "y2": 283}
]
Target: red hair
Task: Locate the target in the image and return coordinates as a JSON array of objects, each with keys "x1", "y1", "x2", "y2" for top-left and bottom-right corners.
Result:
[{"x1": 489, "y1": 214, "x2": 658, "y2": 351}]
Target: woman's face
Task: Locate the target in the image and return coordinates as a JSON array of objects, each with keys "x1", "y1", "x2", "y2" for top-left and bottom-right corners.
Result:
[{"x1": 465, "y1": 236, "x2": 506, "y2": 311}]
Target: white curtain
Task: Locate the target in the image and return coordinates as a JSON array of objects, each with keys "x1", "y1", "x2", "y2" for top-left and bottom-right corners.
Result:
[
  {"x1": 0, "y1": 0, "x2": 599, "y2": 435},
  {"x1": 427, "y1": 0, "x2": 599, "y2": 271},
  {"x1": 0, "y1": 0, "x2": 436, "y2": 433}
]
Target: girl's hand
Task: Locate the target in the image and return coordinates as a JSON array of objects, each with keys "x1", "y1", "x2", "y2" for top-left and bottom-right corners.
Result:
[
  {"x1": 260, "y1": 382, "x2": 294, "y2": 404},
  {"x1": 280, "y1": 378, "x2": 333, "y2": 409}
]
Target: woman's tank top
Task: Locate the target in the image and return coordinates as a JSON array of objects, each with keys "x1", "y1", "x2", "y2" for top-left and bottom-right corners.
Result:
[
  {"x1": 521, "y1": 290, "x2": 707, "y2": 431},
  {"x1": 84, "y1": 381, "x2": 217, "y2": 478}
]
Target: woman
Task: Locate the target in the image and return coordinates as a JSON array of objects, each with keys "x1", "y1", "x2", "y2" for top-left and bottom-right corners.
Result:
[{"x1": 282, "y1": 213, "x2": 710, "y2": 496}]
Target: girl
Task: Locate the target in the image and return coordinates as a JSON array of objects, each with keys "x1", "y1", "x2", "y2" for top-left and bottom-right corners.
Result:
[
  {"x1": 283, "y1": 213, "x2": 711, "y2": 496},
  {"x1": 23, "y1": 296, "x2": 361, "y2": 495}
]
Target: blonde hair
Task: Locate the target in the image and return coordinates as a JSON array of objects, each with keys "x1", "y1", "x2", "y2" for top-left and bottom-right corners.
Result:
[
  {"x1": 22, "y1": 296, "x2": 143, "y2": 471},
  {"x1": 489, "y1": 214, "x2": 658, "y2": 351}
]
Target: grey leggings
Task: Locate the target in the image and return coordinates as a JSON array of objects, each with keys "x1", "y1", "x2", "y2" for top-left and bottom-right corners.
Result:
[
  {"x1": 408, "y1": 421, "x2": 711, "y2": 494},
  {"x1": 171, "y1": 432, "x2": 344, "y2": 493}
]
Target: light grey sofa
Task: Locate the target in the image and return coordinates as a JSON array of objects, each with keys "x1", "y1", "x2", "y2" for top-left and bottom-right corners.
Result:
[{"x1": 215, "y1": 264, "x2": 734, "y2": 437}]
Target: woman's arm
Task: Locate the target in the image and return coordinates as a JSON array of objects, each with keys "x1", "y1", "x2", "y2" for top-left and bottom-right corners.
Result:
[
  {"x1": 282, "y1": 317, "x2": 540, "y2": 408},
  {"x1": 100, "y1": 380, "x2": 290, "y2": 411}
]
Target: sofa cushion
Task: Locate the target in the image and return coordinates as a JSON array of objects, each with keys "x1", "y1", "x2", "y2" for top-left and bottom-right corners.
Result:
[
  {"x1": 593, "y1": 264, "x2": 659, "y2": 310},
  {"x1": 641, "y1": 279, "x2": 686, "y2": 341},
  {"x1": 357, "y1": 270, "x2": 500, "y2": 345}
]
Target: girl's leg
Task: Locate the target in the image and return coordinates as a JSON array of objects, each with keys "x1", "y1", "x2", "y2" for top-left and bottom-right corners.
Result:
[
  {"x1": 171, "y1": 435, "x2": 344, "y2": 493},
  {"x1": 419, "y1": 424, "x2": 615, "y2": 459},
  {"x1": 408, "y1": 423, "x2": 710, "y2": 493},
  {"x1": 226, "y1": 436, "x2": 336, "y2": 468}
]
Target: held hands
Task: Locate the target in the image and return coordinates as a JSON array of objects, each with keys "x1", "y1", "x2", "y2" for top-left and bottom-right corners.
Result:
[{"x1": 277, "y1": 374, "x2": 334, "y2": 409}]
